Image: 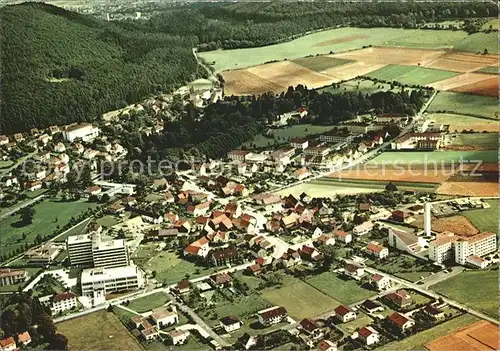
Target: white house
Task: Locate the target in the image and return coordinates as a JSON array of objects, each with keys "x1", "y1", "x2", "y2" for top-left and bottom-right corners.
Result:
[
  {"x1": 366, "y1": 242, "x2": 389, "y2": 259},
  {"x1": 219, "y1": 316, "x2": 242, "y2": 333},
  {"x1": 353, "y1": 221, "x2": 374, "y2": 236},
  {"x1": 334, "y1": 305, "x2": 356, "y2": 323},
  {"x1": 62, "y1": 123, "x2": 99, "y2": 142},
  {"x1": 333, "y1": 230, "x2": 352, "y2": 244},
  {"x1": 258, "y1": 306, "x2": 287, "y2": 326},
  {"x1": 151, "y1": 306, "x2": 178, "y2": 328},
  {"x1": 167, "y1": 330, "x2": 189, "y2": 345},
  {"x1": 50, "y1": 292, "x2": 78, "y2": 314},
  {"x1": 369, "y1": 274, "x2": 391, "y2": 291},
  {"x1": 358, "y1": 326, "x2": 380, "y2": 346},
  {"x1": 344, "y1": 263, "x2": 364, "y2": 280},
  {"x1": 0, "y1": 337, "x2": 16, "y2": 351}
]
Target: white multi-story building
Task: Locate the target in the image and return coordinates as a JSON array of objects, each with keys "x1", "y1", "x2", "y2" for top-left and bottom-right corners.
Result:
[
  {"x1": 0, "y1": 269, "x2": 28, "y2": 286},
  {"x1": 66, "y1": 234, "x2": 94, "y2": 266},
  {"x1": 40, "y1": 292, "x2": 78, "y2": 315},
  {"x1": 62, "y1": 123, "x2": 100, "y2": 142},
  {"x1": 92, "y1": 238, "x2": 129, "y2": 269},
  {"x1": 81, "y1": 265, "x2": 145, "y2": 305},
  {"x1": 454, "y1": 232, "x2": 496, "y2": 265},
  {"x1": 428, "y1": 234, "x2": 457, "y2": 264},
  {"x1": 67, "y1": 233, "x2": 129, "y2": 268}
]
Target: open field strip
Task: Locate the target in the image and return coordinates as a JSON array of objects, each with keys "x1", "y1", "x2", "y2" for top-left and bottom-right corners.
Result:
[
  {"x1": 424, "y1": 52, "x2": 497, "y2": 72},
  {"x1": 427, "y1": 93, "x2": 498, "y2": 119},
  {"x1": 451, "y1": 76, "x2": 497, "y2": 97},
  {"x1": 436, "y1": 181, "x2": 498, "y2": 197},
  {"x1": 320, "y1": 61, "x2": 386, "y2": 81},
  {"x1": 366, "y1": 64, "x2": 460, "y2": 86},
  {"x1": 453, "y1": 32, "x2": 498, "y2": 54},
  {"x1": 319, "y1": 79, "x2": 404, "y2": 94},
  {"x1": 429, "y1": 72, "x2": 496, "y2": 91},
  {"x1": 427, "y1": 113, "x2": 498, "y2": 132},
  {"x1": 477, "y1": 65, "x2": 498, "y2": 74},
  {"x1": 462, "y1": 199, "x2": 498, "y2": 233},
  {"x1": 330, "y1": 46, "x2": 447, "y2": 66},
  {"x1": 425, "y1": 320, "x2": 499, "y2": 351},
  {"x1": 276, "y1": 180, "x2": 385, "y2": 198},
  {"x1": 199, "y1": 27, "x2": 469, "y2": 72},
  {"x1": 367, "y1": 150, "x2": 498, "y2": 164},
  {"x1": 56, "y1": 311, "x2": 143, "y2": 351},
  {"x1": 291, "y1": 56, "x2": 352, "y2": 72}
]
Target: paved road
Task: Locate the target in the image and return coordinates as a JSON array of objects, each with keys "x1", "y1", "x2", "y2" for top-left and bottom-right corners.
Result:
[{"x1": 0, "y1": 194, "x2": 46, "y2": 220}]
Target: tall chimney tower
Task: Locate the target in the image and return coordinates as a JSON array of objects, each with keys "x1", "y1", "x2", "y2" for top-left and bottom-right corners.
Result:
[{"x1": 424, "y1": 202, "x2": 431, "y2": 236}]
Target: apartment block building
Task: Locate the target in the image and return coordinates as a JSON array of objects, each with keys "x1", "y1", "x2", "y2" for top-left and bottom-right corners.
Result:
[
  {"x1": 454, "y1": 232, "x2": 497, "y2": 265},
  {"x1": 0, "y1": 269, "x2": 28, "y2": 286},
  {"x1": 66, "y1": 233, "x2": 129, "y2": 268}
]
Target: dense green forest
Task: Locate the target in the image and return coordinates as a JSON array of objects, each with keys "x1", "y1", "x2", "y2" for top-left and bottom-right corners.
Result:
[
  {"x1": 148, "y1": 2, "x2": 497, "y2": 50},
  {"x1": 120, "y1": 85, "x2": 427, "y2": 160},
  {"x1": 0, "y1": 3, "x2": 201, "y2": 133}
]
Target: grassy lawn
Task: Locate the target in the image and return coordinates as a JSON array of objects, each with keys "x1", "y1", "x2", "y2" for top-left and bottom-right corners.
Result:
[
  {"x1": 367, "y1": 65, "x2": 459, "y2": 86},
  {"x1": 453, "y1": 32, "x2": 498, "y2": 55},
  {"x1": 432, "y1": 270, "x2": 498, "y2": 318},
  {"x1": 96, "y1": 215, "x2": 122, "y2": 228},
  {"x1": 213, "y1": 293, "x2": 271, "y2": 320},
  {"x1": 367, "y1": 150, "x2": 498, "y2": 164},
  {"x1": 127, "y1": 292, "x2": 170, "y2": 313},
  {"x1": 305, "y1": 271, "x2": 375, "y2": 305},
  {"x1": 477, "y1": 66, "x2": 497, "y2": 74},
  {"x1": 56, "y1": 310, "x2": 143, "y2": 351},
  {"x1": 234, "y1": 272, "x2": 264, "y2": 290},
  {"x1": 365, "y1": 255, "x2": 436, "y2": 283},
  {"x1": 261, "y1": 275, "x2": 340, "y2": 320},
  {"x1": 140, "y1": 250, "x2": 215, "y2": 285},
  {"x1": 378, "y1": 314, "x2": 479, "y2": 351},
  {"x1": 0, "y1": 199, "x2": 97, "y2": 257},
  {"x1": 54, "y1": 218, "x2": 91, "y2": 243},
  {"x1": 341, "y1": 313, "x2": 373, "y2": 333},
  {"x1": 462, "y1": 199, "x2": 498, "y2": 233},
  {"x1": 292, "y1": 56, "x2": 352, "y2": 72},
  {"x1": 242, "y1": 124, "x2": 333, "y2": 149},
  {"x1": 428, "y1": 91, "x2": 498, "y2": 119},
  {"x1": 199, "y1": 27, "x2": 469, "y2": 72},
  {"x1": 448, "y1": 133, "x2": 498, "y2": 150}
]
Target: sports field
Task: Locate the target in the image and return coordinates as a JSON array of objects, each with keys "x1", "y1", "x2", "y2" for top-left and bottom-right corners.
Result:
[
  {"x1": 0, "y1": 199, "x2": 97, "y2": 258},
  {"x1": 432, "y1": 270, "x2": 498, "y2": 318},
  {"x1": 462, "y1": 199, "x2": 498, "y2": 233},
  {"x1": 261, "y1": 275, "x2": 340, "y2": 320},
  {"x1": 427, "y1": 113, "x2": 498, "y2": 133},
  {"x1": 367, "y1": 150, "x2": 498, "y2": 164},
  {"x1": 427, "y1": 92, "x2": 498, "y2": 119},
  {"x1": 367, "y1": 65, "x2": 459, "y2": 86},
  {"x1": 305, "y1": 271, "x2": 374, "y2": 305},
  {"x1": 56, "y1": 311, "x2": 142, "y2": 351},
  {"x1": 199, "y1": 27, "x2": 469, "y2": 72}
]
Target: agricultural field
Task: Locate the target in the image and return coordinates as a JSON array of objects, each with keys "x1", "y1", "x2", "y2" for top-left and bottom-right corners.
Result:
[
  {"x1": 242, "y1": 124, "x2": 333, "y2": 149},
  {"x1": 367, "y1": 65, "x2": 459, "y2": 86},
  {"x1": 56, "y1": 311, "x2": 143, "y2": 351},
  {"x1": 432, "y1": 270, "x2": 498, "y2": 318},
  {"x1": 425, "y1": 320, "x2": 499, "y2": 351},
  {"x1": 437, "y1": 181, "x2": 498, "y2": 197},
  {"x1": 451, "y1": 76, "x2": 497, "y2": 97},
  {"x1": 261, "y1": 275, "x2": 340, "y2": 320},
  {"x1": 367, "y1": 150, "x2": 498, "y2": 164},
  {"x1": 477, "y1": 65, "x2": 498, "y2": 74},
  {"x1": 444, "y1": 133, "x2": 498, "y2": 150},
  {"x1": 291, "y1": 56, "x2": 352, "y2": 72},
  {"x1": 199, "y1": 27, "x2": 469, "y2": 72},
  {"x1": 427, "y1": 113, "x2": 498, "y2": 133},
  {"x1": 413, "y1": 215, "x2": 478, "y2": 237},
  {"x1": 462, "y1": 199, "x2": 498, "y2": 233},
  {"x1": 277, "y1": 180, "x2": 385, "y2": 198},
  {"x1": 126, "y1": 292, "x2": 170, "y2": 313},
  {"x1": 0, "y1": 198, "x2": 97, "y2": 258},
  {"x1": 378, "y1": 314, "x2": 479, "y2": 351},
  {"x1": 330, "y1": 164, "x2": 454, "y2": 184},
  {"x1": 453, "y1": 32, "x2": 498, "y2": 55},
  {"x1": 425, "y1": 52, "x2": 497, "y2": 73},
  {"x1": 305, "y1": 271, "x2": 375, "y2": 305}
]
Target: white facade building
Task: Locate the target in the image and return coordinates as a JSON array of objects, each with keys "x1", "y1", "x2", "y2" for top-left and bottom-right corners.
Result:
[
  {"x1": 66, "y1": 234, "x2": 94, "y2": 266},
  {"x1": 63, "y1": 123, "x2": 100, "y2": 142},
  {"x1": 454, "y1": 232, "x2": 496, "y2": 265},
  {"x1": 0, "y1": 269, "x2": 28, "y2": 286},
  {"x1": 92, "y1": 238, "x2": 129, "y2": 269},
  {"x1": 81, "y1": 265, "x2": 145, "y2": 305}
]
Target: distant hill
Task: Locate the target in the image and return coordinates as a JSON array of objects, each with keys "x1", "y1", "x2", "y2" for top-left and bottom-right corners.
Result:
[{"x1": 0, "y1": 2, "x2": 200, "y2": 133}]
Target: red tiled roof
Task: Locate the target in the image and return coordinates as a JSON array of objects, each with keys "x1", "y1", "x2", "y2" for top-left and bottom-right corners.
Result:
[
  {"x1": 259, "y1": 307, "x2": 287, "y2": 320},
  {"x1": 0, "y1": 337, "x2": 15, "y2": 348},
  {"x1": 367, "y1": 242, "x2": 385, "y2": 253},
  {"x1": 334, "y1": 305, "x2": 352, "y2": 317},
  {"x1": 299, "y1": 318, "x2": 318, "y2": 333},
  {"x1": 53, "y1": 292, "x2": 77, "y2": 303},
  {"x1": 388, "y1": 312, "x2": 409, "y2": 327}
]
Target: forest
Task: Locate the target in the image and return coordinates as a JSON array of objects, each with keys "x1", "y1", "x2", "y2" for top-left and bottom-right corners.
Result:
[
  {"x1": 123, "y1": 85, "x2": 427, "y2": 161},
  {"x1": 0, "y1": 3, "x2": 202, "y2": 134}
]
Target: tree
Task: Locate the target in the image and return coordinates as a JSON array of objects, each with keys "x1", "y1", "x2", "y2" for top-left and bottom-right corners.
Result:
[
  {"x1": 37, "y1": 314, "x2": 56, "y2": 339},
  {"x1": 20, "y1": 206, "x2": 36, "y2": 225},
  {"x1": 48, "y1": 333, "x2": 69, "y2": 351},
  {"x1": 385, "y1": 182, "x2": 398, "y2": 192}
]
